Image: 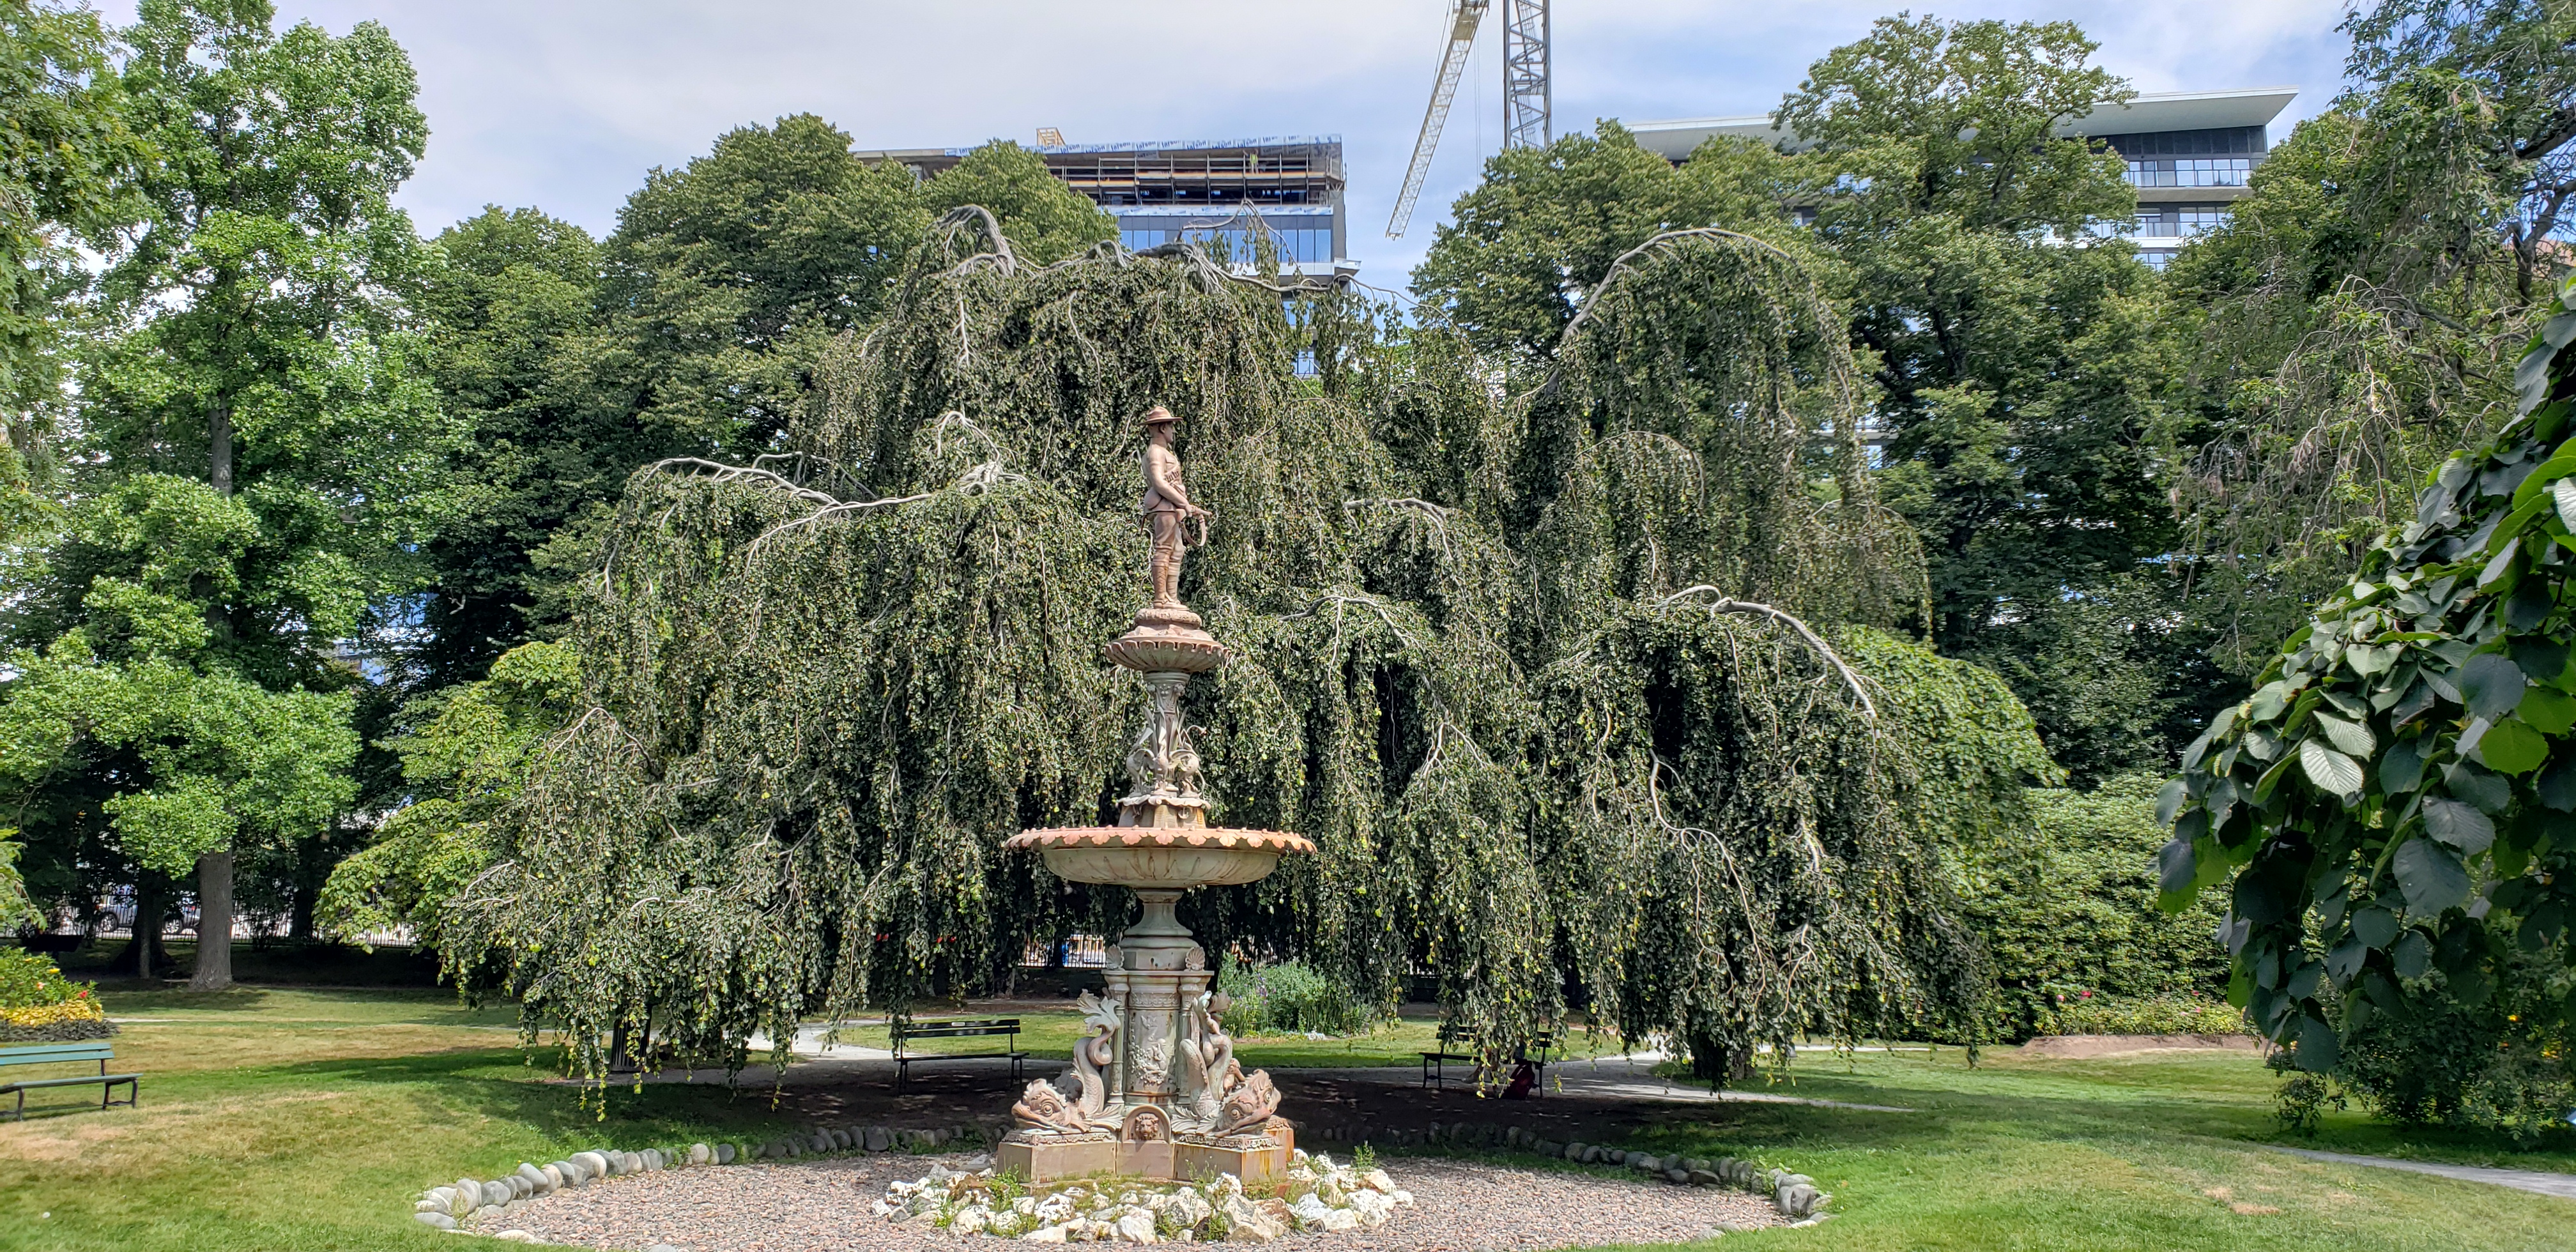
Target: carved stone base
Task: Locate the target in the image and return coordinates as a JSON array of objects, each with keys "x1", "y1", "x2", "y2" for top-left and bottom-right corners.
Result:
[{"x1": 996, "y1": 1120, "x2": 1294, "y2": 1186}]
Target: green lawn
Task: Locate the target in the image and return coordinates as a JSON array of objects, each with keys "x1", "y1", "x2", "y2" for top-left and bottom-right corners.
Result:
[{"x1": 1, "y1": 988, "x2": 2568, "y2": 1251}]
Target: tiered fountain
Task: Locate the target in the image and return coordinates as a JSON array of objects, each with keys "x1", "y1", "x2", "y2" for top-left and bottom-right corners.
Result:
[{"x1": 997, "y1": 406, "x2": 1314, "y2": 1184}]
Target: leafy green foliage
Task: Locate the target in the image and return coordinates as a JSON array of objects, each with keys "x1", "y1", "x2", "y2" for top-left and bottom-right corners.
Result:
[
  {"x1": 2340, "y1": 0, "x2": 2576, "y2": 300},
  {"x1": 0, "y1": 645, "x2": 356, "y2": 874},
  {"x1": 2168, "y1": 1, "x2": 2573, "y2": 676},
  {"x1": 0, "y1": 1, "x2": 441, "y2": 977},
  {"x1": 2043, "y1": 992, "x2": 2243, "y2": 1037},
  {"x1": 1778, "y1": 16, "x2": 2206, "y2": 781},
  {"x1": 0, "y1": 828, "x2": 34, "y2": 926},
  {"x1": 1410, "y1": 122, "x2": 1794, "y2": 364},
  {"x1": 318, "y1": 641, "x2": 578, "y2": 949},
  {"x1": 2162, "y1": 277, "x2": 2576, "y2": 1092},
  {"x1": 0, "y1": 947, "x2": 88, "y2": 1007},
  {"x1": 919, "y1": 141, "x2": 1116, "y2": 266},
  {"x1": 441, "y1": 215, "x2": 2050, "y2": 1084},
  {"x1": 1213, "y1": 959, "x2": 1377, "y2": 1036},
  {"x1": 1954, "y1": 774, "x2": 2230, "y2": 1039},
  {"x1": 0, "y1": 0, "x2": 142, "y2": 463}
]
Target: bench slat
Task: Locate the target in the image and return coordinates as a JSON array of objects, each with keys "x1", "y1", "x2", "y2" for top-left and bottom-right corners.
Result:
[
  {"x1": 0, "y1": 1045, "x2": 116, "y2": 1065},
  {"x1": 1, "y1": 1074, "x2": 141, "y2": 1091}
]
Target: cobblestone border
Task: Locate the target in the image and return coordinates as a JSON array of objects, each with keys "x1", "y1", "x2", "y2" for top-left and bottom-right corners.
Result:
[
  {"x1": 406, "y1": 1117, "x2": 1830, "y2": 1244},
  {"x1": 408, "y1": 1122, "x2": 999, "y2": 1244}
]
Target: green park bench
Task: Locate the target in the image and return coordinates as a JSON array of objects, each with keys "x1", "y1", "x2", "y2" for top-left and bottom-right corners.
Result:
[
  {"x1": 1, "y1": 1042, "x2": 140, "y2": 1120},
  {"x1": 889, "y1": 1016, "x2": 1025, "y2": 1092},
  {"x1": 1420, "y1": 1022, "x2": 1557, "y2": 1093}
]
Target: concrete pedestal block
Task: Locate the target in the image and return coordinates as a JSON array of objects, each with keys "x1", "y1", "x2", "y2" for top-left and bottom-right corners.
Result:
[{"x1": 997, "y1": 1122, "x2": 1294, "y2": 1186}]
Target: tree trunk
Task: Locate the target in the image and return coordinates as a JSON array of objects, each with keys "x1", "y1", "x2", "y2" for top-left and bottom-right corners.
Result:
[
  {"x1": 188, "y1": 851, "x2": 234, "y2": 991},
  {"x1": 209, "y1": 399, "x2": 232, "y2": 496},
  {"x1": 111, "y1": 874, "x2": 162, "y2": 979},
  {"x1": 288, "y1": 837, "x2": 318, "y2": 942}
]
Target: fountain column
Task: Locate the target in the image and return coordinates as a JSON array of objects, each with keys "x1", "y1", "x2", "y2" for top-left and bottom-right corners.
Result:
[{"x1": 997, "y1": 404, "x2": 1314, "y2": 1184}]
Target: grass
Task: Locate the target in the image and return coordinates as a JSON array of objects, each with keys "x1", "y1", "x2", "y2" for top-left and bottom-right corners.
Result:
[{"x1": 1, "y1": 987, "x2": 2568, "y2": 1251}]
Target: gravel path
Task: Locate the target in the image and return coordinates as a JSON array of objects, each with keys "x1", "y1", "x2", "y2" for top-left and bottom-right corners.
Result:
[{"x1": 479, "y1": 1152, "x2": 1782, "y2": 1252}]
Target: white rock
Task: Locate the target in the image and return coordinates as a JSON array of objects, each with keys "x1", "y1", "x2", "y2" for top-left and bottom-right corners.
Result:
[
  {"x1": 1314, "y1": 1209, "x2": 1361, "y2": 1232},
  {"x1": 572, "y1": 1152, "x2": 610, "y2": 1180},
  {"x1": 1360, "y1": 1169, "x2": 1396, "y2": 1195},
  {"x1": 1217, "y1": 1195, "x2": 1284, "y2": 1244},
  {"x1": 493, "y1": 1233, "x2": 538, "y2": 1244},
  {"x1": 1114, "y1": 1210, "x2": 1159, "y2": 1243},
  {"x1": 1392, "y1": 1189, "x2": 1414, "y2": 1207},
  {"x1": 1023, "y1": 1223, "x2": 1071, "y2": 1242},
  {"x1": 1287, "y1": 1195, "x2": 1333, "y2": 1228},
  {"x1": 1151, "y1": 1191, "x2": 1213, "y2": 1228},
  {"x1": 1347, "y1": 1191, "x2": 1393, "y2": 1226}
]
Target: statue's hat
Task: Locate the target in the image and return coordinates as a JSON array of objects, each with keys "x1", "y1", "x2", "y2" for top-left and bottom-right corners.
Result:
[{"x1": 1140, "y1": 405, "x2": 1180, "y2": 428}]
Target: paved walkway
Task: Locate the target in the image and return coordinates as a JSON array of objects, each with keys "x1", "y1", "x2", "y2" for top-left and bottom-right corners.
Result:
[
  {"x1": 2267, "y1": 1146, "x2": 2576, "y2": 1201},
  {"x1": 1310, "y1": 1053, "x2": 1916, "y2": 1113}
]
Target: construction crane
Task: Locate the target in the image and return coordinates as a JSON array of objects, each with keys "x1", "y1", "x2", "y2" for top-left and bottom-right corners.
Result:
[{"x1": 1386, "y1": 0, "x2": 1551, "y2": 238}]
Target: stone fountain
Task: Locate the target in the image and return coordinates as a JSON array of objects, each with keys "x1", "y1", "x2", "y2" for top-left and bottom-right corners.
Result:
[{"x1": 997, "y1": 405, "x2": 1315, "y2": 1185}]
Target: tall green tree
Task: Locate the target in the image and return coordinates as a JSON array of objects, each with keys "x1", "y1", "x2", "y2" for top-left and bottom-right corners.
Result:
[
  {"x1": 588, "y1": 114, "x2": 928, "y2": 455},
  {"x1": 1410, "y1": 121, "x2": 1794, "y2": 366},
  {"x1": 2168, "y1": 0, "x2": 2574, "y2": 673},
  {"x1": 410, "y1": 208, "x2": 623, "y2": 690},
  {"x1": 1, "y1": 0, "x2": 141, "y2": 531},
  {"x1": 0, "y1": 0, "x2": 440, "y2": 988},
  {"x1": 1778, "y1": 15, "x2": 2211, "y2": 780},
  {"x1": 918, "y1": 140, "x2": 1117, "y2": 266},
  {"x1": 2162, "y1": 275, "x2": 2576, "y2": 1136}
]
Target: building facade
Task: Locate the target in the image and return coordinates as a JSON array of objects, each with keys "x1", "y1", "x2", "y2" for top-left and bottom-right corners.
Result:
[
  {"x1": 1626, "y1": 87, "x2": 2299, "y2": 268},
  {"x1": 852, "y1": 135, "x2": 1358, "y2": 285}
]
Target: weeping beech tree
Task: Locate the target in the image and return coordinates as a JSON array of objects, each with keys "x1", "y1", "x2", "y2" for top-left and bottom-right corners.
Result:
[{"x1": 443, "y1": 212, "x2": 2053, "y2": 1082}]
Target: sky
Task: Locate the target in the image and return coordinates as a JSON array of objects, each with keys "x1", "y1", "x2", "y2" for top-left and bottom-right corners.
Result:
[{"x1": 96, "y1": 1, "x2": 2357, "y2": 287}]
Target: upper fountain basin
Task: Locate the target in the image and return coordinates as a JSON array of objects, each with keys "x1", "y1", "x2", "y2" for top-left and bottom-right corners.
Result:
[{"x1": 1004, "y1": 827, "x2": 1315, "y2": 889}]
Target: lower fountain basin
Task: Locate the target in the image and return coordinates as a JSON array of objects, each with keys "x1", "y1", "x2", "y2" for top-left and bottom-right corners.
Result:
[{"x1": 1002, "y1": 827, "x2": 1316, "y2": 890}]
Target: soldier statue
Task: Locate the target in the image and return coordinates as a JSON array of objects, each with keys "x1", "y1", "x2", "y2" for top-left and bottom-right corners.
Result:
[{"x1": 1139, "y1": 406, "x2": 1210, "y2": 609}]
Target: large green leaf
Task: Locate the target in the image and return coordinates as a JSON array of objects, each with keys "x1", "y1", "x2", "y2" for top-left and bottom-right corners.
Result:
[
  {"x1": 2554, "y1": 476, "x2": 2576, "y2": 532},
  {"x1": 2379, "y1": 735, "x2": 2428, "y2": 793},
  {"x1": 2520, "y1": 686, "x2": 2576, "y2": 734},
  {"x1": 2314, "y1": 710, "x2": 2375, "y2": 757},
  {"x1": 2349, "y1": 905, "x2": 2400, "y2": 949},
  {"x1": 2472, "y1": 716, "x2": 2550, "y2": 774},
  {"x1": 2538, "y1": 760, "x2": 2576, "y2": 811},
  {"x1": 2392, "y1": 839, "x2": 2471, "y2": 915},
  {"x1": 2458, "y1": 653, "x2": 2529, "y2": 721},
  {"x1": 2421, "y1": 797, "x2": 2497, "y2": 854},
  {"x1": 2299, "y1": 738, "x2": 2365, "y2": 797}
]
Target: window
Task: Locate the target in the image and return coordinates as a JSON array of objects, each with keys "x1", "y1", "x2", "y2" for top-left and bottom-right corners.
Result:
[{"x1": 2125, "y1": 157, "x2": 2253, "y2": 188}]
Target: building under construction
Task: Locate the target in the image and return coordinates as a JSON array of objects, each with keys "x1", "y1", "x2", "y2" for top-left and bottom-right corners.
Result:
[{"x1": 854, "y1": 136, "x2": 1358, "y2": 285}]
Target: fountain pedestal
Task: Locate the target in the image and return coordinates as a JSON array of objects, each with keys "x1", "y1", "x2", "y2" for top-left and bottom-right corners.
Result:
[{"x1": 997, "y1": 599, "x2": 1315, "y2": 1184}]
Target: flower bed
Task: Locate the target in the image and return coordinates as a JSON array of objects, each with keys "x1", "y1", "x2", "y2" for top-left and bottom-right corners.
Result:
[{"x1": 0, "y1": 950, "x2": 114, "y2": 1042}]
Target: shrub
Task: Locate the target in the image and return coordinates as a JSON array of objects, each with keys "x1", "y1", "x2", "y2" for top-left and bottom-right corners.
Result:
[
  {"x1": 0, "y1": 950, "x2": 112, "y2": 1041},
  {"x1": 1956, "y1": 773, "x2": 2232, "y2": 1039},
  {"x1": 2043, "y1": 991, "x2": 2246, "y2": 1036},
  {"x1": 1215, "y1": 959, "x2": 1377, "y2": 1036},
  {"x1": 2327, "y1": 956, "x2": 2576, "y2": 1146}
]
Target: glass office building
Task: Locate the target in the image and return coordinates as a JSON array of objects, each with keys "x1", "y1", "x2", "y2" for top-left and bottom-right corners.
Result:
[
  {"x1": 1625, "y1": 88, "x2": 2299, "y2": 269},
  {"x1": 852, "y1": 135, "x2": 1357, "y2": 286}
]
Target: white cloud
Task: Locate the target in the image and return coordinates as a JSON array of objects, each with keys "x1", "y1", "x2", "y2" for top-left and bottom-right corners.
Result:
[{"x1": 96, "y1": 1, "x2": 2356, "y2": 284}]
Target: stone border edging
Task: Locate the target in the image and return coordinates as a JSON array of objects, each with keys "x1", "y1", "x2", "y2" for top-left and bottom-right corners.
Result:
[
  {"x1": 406, "y1": 1116, "x2": 1830, "y2": 1242},
  {"x1": 1312, "y1": 1121, "x2": 1831, "y2": 1225},
  {"x1": 407, "y1": 1121, "x2": 1000, "y2": 1244}
]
